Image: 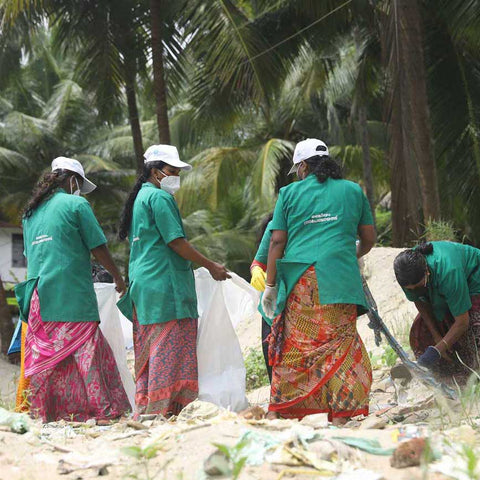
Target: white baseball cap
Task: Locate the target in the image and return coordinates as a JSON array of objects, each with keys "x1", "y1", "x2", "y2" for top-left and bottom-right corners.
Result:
[
  {"x1": 51, "y1": 156, "x2": 97, "y2": 194},
  {"x1": 288, "y1": 138, "x2": 329, "y2": 175},
  {"x1": 144, "y1": 144, "x2": 192, "y2": 171}
]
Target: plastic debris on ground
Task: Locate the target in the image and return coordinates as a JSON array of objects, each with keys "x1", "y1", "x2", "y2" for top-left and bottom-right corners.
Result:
[
  {"x1": 0, "y1": 406, "x2": 30, "y2": 433},
  {"x1": 331, "y1": 436, "x2": 395, "y2": 456}
]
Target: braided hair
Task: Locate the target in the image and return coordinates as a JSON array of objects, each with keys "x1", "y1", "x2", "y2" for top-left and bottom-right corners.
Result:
[
  {"x1": 304, "y1": 155, "x2": 343, "y2": 183},
  {"x1": 23, "y1": 169, "x2": 75, "y2": 218},
  {"x1": 119, "y1": 161, "x2": 165, "y2": 240},
  {"x1": 393, "y1": 242, "x2": 434, "y2": 286}
]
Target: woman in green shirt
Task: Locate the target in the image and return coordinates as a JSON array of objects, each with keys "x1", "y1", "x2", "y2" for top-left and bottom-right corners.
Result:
[
  {"x1": 394, "y1": 241, "x2": 480, "y2": 380},
  {"x1": 119, "y1": 144, "x2": 229, "y2": 418},
  {"x1": 262, "y1": 138, "x2": 376, "y2": 425},
  {"x1": 16, "y1": 156, "x2": 130, "y2": 422},
  {"x1": 249, "y1": 214, "x2": 273, "y2": 382}
]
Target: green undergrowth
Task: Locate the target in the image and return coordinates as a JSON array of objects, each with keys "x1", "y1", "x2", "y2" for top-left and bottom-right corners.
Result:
[{"x1": 244, "y1": 347, "x2": 269, "y2": 392}]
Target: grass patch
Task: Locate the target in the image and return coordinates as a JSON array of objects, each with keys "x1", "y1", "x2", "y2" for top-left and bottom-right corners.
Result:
[
  {"x1": 375, "y1": 207, "x2": 392, "y2": 246},
  {"x1": 422, "y1": 219, "x2": 457, "y2": 242},
  {"x1": 244, "y1": 347, "x2": 269, "y2": 391}
]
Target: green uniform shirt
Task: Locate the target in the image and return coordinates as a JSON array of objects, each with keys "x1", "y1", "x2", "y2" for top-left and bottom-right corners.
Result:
[
  {"x1": 267, "y1": 174, "x2": 373, "y2": 318},
  {"x1": 403, "y1": 241, "x2": 480, "y2": 321},
  {"x1": 120, "y1": 182, "x2": 198, "y2": 325},
  {"x1": 15, "y1": 189, "x2": 107, "y2": 323}
]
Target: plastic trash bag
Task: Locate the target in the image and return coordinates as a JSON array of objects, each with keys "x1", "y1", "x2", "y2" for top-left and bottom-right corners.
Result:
[
  {"x1": 94, "y1": 283, "x2": 135, "y2": 410},
  {"x1": 195, "y1": 268, "x2": 259, "y2": 412},
  {"x1": 7, "y1": 319, "x2": 21, "y2": 355}
]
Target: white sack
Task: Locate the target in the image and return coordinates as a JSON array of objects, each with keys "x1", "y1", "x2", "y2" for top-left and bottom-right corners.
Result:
[
  {"x1": 94, "y1": 283, "x2": 135, "y2": 410},
  {"x1": 194, "y1": 268, "x2": 259, "y2": 412}
]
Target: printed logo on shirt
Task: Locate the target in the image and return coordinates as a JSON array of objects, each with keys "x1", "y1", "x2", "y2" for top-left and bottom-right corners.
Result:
[
  {"x1": 31, "y1": 234, "x2": 53, "y2": 246},
  {"x1": 304, "y1": 213, "x2": 338, "y2": 225}
]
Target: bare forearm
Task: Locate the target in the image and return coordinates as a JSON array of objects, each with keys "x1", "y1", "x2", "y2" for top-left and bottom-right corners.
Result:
[
  {"x1": 436, "y1": 312, "x2": 469, "y2": 355},
  {"x1": 357, "y1": 224, "x2": 376, "y2": 258},
  {"x1": 168, "y1": 238, "x2": 213, "y2": 269},
  {"x1": 415, "y1": 301, "x2": 442, "y2": 341},
  {"x1": 266, "y1": 241, "x2": 286, "y2": 286},
  {"x1": 91, "y1": 244, "x2": 123, "y2": 281},
  {"x1": 356, "y1": 239, "x2": 374, "y2": 258}
]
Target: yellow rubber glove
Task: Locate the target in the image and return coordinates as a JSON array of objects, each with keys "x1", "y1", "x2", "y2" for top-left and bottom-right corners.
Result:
[{"x1": 250, "y1": 265, "x2": 267, "y2": 292}]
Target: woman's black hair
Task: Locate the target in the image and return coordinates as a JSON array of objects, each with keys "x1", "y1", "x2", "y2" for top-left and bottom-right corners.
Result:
[
  {"x1": 393, "y1": 242, "x2": 434, "y2": 286},
  {"x1": 256, "y1": 213, "x2": 274, "y2": 248},
  {"x1": 119, "y1": 161, "x2": 166, "y2": 240},
  {"x1": 304, "y1": 155, "x2": 343, "y2": 183},
  {"x1": 23, "y1": 169, "x2": 76, "y2": 218}
]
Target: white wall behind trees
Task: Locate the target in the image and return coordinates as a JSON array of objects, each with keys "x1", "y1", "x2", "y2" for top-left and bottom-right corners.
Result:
[{"x1": 0, "y1": 224, "x2": 27, "y2": 283}]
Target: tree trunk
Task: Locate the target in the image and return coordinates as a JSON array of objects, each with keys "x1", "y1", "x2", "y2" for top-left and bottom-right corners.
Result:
[
  {"x1": 381, "y1": 0, "x2": 440, "y2": 246},
  {"x1": 358, "y1": 105, "x2": 376, "y2": 225},
  {"x1": 398, "y1": 0, "x2": 440, "y2": 222},
  {"x1": 124, "y1": 52, "x2": 144, "y2": 174},
  {"x1": 150, "y1": 0, "x2": 171, "y2": 144},
  {"x1": 0, "y1": 277, "x2": 13, "y2": 356}
]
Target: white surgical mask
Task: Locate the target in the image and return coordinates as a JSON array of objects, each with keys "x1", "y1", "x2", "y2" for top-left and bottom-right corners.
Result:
[
  {"x1": 70, "y1": 176, "x2": 81, "y2": 196},
  {"x1": 157, "y1": 170, "x2": 181, "y2": 195}
]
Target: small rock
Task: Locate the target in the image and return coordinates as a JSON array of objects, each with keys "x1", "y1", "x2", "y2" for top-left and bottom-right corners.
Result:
[
  {"x1": 85, "y1": 419, "x2": 96, "y2": 427},
  {"x1": 390, "y1": 364, "x2": 412, "y2": 382},
  {"x1": 390, "y1": 438, "x2": 426, "y2": 468},
  {"x1": 203, "y1": 450, "x2": 230, "y2": 476}
]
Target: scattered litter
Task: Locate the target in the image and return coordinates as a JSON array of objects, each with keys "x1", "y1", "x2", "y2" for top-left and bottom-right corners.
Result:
[
  {"x1": 177, "y1": 400, "x2": 222, "y2": 423},
  {"x1": 359, "y1": 415, "x2": 387, "y2": 430},
  {"x1": 394, "y1": 424, "x2": 429, "y2": 442},
  {"x1": 332, "y1": 436, "x2": 394, "y2": 456},
  {"x1": 126, "y1": 420, "x2": 149, "y2": 430},
  {"x1": 0, "y1": 407, "x2": 30, "y2": 433},
  {"x1": 300, "y1": 413, "x2": 329, "y2": 429},
  {"x1": 239, "y1": 405, "x2": 266, "y2": 420},
  {"x1": 57, "y1": 458, "x2": 111, "y2": 476}
]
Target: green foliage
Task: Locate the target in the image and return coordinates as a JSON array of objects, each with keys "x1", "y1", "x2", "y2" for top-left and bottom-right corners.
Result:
[
  {"x1": 211, "y1": 439, "x2": 248, "y2": 480},
  {"x1": 422, "y1": 219, "x2": 457, "y2": 242},
  {"x1": 244, "y1": 347, "x2": 269, "y2": 391},
  {"x1": 375, "y1": 207, "x2": 392, "y2": 246},
  {"x1": 122, "y1": 442, "x2": 170, "y2": 480}
]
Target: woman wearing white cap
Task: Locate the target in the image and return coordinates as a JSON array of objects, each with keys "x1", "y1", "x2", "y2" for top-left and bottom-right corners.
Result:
[
  {"x1": 14, "y1": 157, "x2": 130, "y2": 422},
  {"x1": 118, "y1": 144, "x2": 230, "y2": 418},
  {"x1": 261, "y1": 139, "x2": 376, "y2": 425}
]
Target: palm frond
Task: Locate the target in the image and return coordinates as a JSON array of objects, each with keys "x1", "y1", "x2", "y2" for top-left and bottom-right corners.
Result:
[
  {"x1": 177, "y1": 146, "x2": 255, "y2": 214},
  {"x1": 252, "y1": 138, "x2": 294, "y2": 209}
]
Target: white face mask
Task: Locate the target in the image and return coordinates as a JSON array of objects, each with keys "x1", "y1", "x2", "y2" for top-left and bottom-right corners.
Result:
[
  {"x1": 157, "y1": 170, "x2": 181, "y2": 195},
  {"x1": 70, "y1": 176, "x2": 81, "y2": 196}
]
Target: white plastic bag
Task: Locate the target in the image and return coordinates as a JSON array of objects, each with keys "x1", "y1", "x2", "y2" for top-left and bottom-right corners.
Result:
[
  {"x1": 94, "y1": 283, "x2": 135, "y2": 410},
  {"x1": 195, "y1": 268, "x2": 259, "y2": 412}
]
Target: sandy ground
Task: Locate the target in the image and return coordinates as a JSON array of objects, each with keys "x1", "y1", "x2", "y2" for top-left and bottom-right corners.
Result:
[{"x1": 0, "y1": 247, "x2": 478, "y2": 480}]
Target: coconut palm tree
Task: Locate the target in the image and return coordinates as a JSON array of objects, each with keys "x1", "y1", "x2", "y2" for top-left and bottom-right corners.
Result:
[{"x1": 1, "y1": 0, "x2": 149, "y2": 172}]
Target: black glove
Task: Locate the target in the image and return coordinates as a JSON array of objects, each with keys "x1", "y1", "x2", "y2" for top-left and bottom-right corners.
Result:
[{"x1": 417, "y1": 345, "x2": 441, "y2": 368}]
